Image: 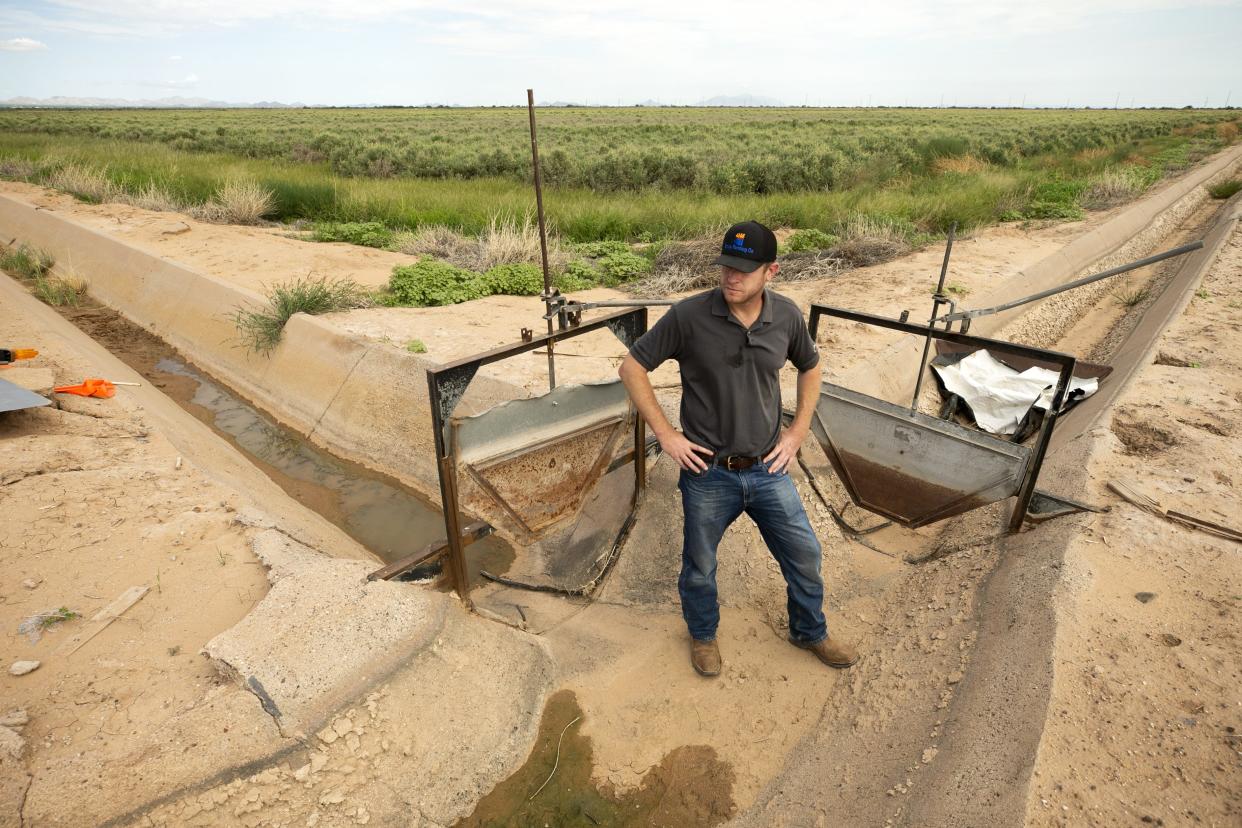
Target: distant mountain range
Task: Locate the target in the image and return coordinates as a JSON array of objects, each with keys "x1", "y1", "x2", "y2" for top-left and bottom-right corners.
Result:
[
  {"x1": 696, "y1": 95, "x2": 784, "y2": 107},
  {"x1": 0, "y1": 94, "x2": 788, "y2": 109}
]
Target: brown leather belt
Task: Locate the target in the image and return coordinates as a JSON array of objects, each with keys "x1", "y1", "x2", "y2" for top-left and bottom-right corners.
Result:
[{"x1": 718, "y1": 454, "x2": 761, "y2": 471}]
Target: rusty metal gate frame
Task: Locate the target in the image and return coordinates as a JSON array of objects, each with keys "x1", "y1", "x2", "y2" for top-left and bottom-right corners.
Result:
[
  {"x1": 426, "y1": 307, "x2": 649, "y2": 605},
  {"x1": 808, "y1": 304, "x2": 1076, "y2": 533}
]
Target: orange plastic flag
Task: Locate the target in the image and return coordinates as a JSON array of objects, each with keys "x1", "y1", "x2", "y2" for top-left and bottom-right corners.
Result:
[{"x1": 53, "y1": 378, "x2": 117, "y2": 399}]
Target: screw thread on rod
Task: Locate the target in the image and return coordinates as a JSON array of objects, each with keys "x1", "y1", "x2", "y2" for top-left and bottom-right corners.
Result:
[{"x1": 527, "y1": 88, "x2": 556, "y2": 391}]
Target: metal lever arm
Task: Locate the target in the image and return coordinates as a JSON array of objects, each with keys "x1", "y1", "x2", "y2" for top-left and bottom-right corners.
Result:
[{"x1": 934, "y1": 240, "x2": 1204, "y2": 324}]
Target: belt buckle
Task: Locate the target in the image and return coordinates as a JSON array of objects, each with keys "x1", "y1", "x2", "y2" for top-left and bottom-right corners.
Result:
[{"x1": 725, "y1": 455, "x2": 742, "y2": 471}]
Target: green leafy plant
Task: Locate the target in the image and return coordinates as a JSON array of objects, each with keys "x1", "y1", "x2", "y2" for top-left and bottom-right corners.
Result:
[
  {"x1": 595, "y1": 250, "x2": 651, "y2": 286},
  {"x1": 784, "y1": 228, "x2": 839, "y2": 252},
  {"x1": 1021, "y1": 178, "x2": 1087, "y2": 220},
  {"x1": 575, "y1": 240, "x2": 632, "y2": 259},
  {"x1": 386, "y1": 259, "x2": 488, "y2": 306},
  {"x1": 234, "y1": 275, "x2": 370, "y2": 351},
  {"x1": 482, "y1": 263, "x2": 546, "y2": 296},
  {"x1": 40, "y1": 606, "x2": 79, "y2": 629},
  {"x1": 311, "y1": 221, "x2": 395, "y2": 249},
  {"x1": 556, "y1": 262, "x2": 598, "y2": 292},
  {"x1": 405, "y1": 339, "x2": 427, "y2": 353}
]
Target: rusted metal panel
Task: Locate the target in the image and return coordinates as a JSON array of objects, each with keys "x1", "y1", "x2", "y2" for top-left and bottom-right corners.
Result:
[
  {"x1": 812, "y1": 382, "x2": 1031, "y2": 528},
  {"x1": 425, "y1": 307, "x2": 648, "y2": 602}
]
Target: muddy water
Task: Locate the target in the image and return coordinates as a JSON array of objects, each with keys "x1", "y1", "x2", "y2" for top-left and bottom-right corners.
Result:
[
  {"x1": 57, "y1": 303, "x2": 513, "y2": 580},
  {"x1": 457, "y1": 689, "x2": 736, "y2": 828}
]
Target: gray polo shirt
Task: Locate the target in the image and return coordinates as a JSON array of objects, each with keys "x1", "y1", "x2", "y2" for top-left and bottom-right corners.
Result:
[{"x1": 629, "y1": 287, "x2": 819, "y2": 457}]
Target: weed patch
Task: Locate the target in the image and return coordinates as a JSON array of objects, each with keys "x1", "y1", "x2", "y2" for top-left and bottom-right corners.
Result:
[
  {"x1": 1208, "y1": 179, "x2": 1242, "y2": 199},
  {"x1": 1081, "y1": 166, "x2": 1156, "y2": 210},
  {"x1": 1021, "y1": 178, "x2": 1087, "y2": 220},
  {"x1": 234, "y1": 275, "x2": 370, "y2": 352},
  {"x1": 1112, "y1": 285, "x2": 1151, "y2": 307},
  {"x1": 197, "y1": 179, "x2": 275, "y2": 225},
  {"x1": 482, "y1": 263, "x2": 547, "y2": 296},
  {"x1": 312, "y1": 221, "x2": 395, "y2": 248},
  {"x1": 385, "y1": 259, "x2": 488, "y2": 306},
  {"x1": 784, "y1": 228, "x2": 839, "y2": 253},
  {"x1": 32, "y1": 271, "x2": 87, "y2": 306},
  {"x1": 0, "y1": 243, "x2": 55, "y2": 280}
]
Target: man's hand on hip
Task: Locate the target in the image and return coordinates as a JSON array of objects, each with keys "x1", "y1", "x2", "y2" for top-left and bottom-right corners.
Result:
[
  {"x1": 659, "y1": 430, "x2": 713, "y2": 472},
  {"x1": 763, "y1": 427, "x2": 806, "y2": 474}
]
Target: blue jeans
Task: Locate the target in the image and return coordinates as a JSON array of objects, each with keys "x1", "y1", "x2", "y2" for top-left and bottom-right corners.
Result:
[{"x1": 678, "y1": 460, "x2": 828, "y2": 644}]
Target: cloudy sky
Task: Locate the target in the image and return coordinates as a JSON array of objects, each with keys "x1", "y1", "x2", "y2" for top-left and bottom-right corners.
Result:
[{"x1": 1, "y1": 1, "x2": 1239, "y2": 106}]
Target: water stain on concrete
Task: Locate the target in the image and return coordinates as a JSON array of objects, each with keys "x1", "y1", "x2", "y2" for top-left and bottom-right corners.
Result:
[{"x1": 459, "y1": 689, "x2": 736, "y2": 828}]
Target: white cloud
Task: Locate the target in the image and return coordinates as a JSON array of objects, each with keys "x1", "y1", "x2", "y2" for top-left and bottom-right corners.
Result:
[
  {"x1": 0, "y1": 36, "x2": 48, "y2": 51},
  {"x1": 168, "y1": 54, "x2": 182, "y2": 60},
  {"x1": 140, "y1": 72, "x2": 200, "y2": 89},
  {"x1": 4, "y1": 1, "x2": 1236, "y2": 41}
]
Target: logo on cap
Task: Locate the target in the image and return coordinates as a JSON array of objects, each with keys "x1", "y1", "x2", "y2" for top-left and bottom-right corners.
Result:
[{"x1": 728, "y1": 232, "x2": 754, "y2": 253}]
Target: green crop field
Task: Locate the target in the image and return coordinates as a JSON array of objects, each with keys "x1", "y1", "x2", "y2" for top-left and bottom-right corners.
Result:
[{"x1": 0, "y1": 107, "x2": 1238, "y2": 242}]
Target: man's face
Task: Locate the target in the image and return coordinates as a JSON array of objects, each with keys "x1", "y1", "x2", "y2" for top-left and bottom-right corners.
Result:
[{"x1": 720, "y1": 262, "x2": 777, "y2": 305}]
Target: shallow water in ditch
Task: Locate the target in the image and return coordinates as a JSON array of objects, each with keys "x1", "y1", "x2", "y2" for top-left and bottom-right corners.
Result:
[
  {"x1": 58, "y1": 302, "x2": 514, "y2": 581},
  {"x1": 456, "y1": 689, "x2": 736, "y2": 828}
]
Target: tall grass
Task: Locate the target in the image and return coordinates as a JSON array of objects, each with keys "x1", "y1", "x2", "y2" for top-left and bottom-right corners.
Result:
[
  {"x1": 234, "y1": 276, "x2": 371, "y2": 352},
  {"x1": 1208, "y1": 179, "x2": 1242, "y2": 199},
  {"x1": 0, "y1": 243, "x2": 87, "y2": 306}
]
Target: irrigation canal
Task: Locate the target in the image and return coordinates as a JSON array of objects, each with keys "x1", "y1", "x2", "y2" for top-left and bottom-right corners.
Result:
[{"x1": 56, "y1": 300, "x2": 514, "y2": 583}]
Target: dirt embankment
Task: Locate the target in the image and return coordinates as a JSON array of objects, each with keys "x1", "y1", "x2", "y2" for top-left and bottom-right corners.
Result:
[{"x1": 1024, "y1": 216, "x2": 1242, "y2": 827}]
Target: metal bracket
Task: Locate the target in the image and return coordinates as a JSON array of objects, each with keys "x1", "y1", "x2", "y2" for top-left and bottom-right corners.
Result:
[
  {"x1": 1024, "y1": 489, "x2": 1105, "y2": 524},
  {"x1": 604, "y1": 312, "x2": 648, "y2": 350}
]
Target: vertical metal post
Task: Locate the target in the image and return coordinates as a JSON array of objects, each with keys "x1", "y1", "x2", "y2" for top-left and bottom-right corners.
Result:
[
  {"x1": 427, "y1": 372, "x2": 472, "y2": 606},
  {"x1": 633, "y1": 409, "x2": 646, "y2": 496},
  {"x1": 910, "y1": 224, "x2": 956, "y2": 412},
  {"x1": 1007, "y1": 358, "x2": 1075, "y2": 533},
  {"x1": 437, "y1": 454, "x2": 472, "y2": 604},
  {"x1": 527, "y1": 88, "x2": 557, "y2": 391}
]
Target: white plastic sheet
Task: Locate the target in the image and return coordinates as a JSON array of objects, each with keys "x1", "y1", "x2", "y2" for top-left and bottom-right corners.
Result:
[{"x1": 931, "y1": 350, "x2": 1097, "y2": 435}]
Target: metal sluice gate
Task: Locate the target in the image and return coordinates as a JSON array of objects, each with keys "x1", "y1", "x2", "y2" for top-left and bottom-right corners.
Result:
[
  {"x1": 808, "y1": 304, "x2": 1077, "y2": 532},
  {"x1": 418, "y1": 307, "x2": 649, "y2": 604}
]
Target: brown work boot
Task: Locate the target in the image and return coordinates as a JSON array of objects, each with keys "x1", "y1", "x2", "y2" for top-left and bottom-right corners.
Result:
[
  {"x1": 789, "y1": 634, "x2": 859, "y2": 668},
  {"x1": 690, "y1": 638, "x2": 721, "y2": 677}
]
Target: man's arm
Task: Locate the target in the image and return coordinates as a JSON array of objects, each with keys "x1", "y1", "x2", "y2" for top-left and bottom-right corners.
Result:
[
  {"x1": 618, "y1": 355, "x2": 711, "y2": 472},
  {"x1": 763, "y1": 361, "x2": 822, "y2": 474}
]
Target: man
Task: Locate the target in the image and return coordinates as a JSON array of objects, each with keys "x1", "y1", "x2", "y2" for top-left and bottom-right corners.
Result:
[{"x1": 619, "y1": 220, "x2": 859, "y2": 677}]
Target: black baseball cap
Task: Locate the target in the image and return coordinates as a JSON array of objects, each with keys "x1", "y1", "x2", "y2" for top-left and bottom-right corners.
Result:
[{"x1": 713, "y1": 220, "x2": 777, "y2": 273}]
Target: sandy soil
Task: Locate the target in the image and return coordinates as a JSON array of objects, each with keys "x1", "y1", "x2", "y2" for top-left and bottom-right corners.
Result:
[
  {"x1": 0, "y1": 288, "x2": 272, "y2": 823},
  {"x1": 0, "y1": 182, "x2": 409, "y2": 291},
  {"x1": 1024, "y1": 219, "x2": 1242, "y2": 827},
  {"x1": 0, "y1": 166, "x2": 1237, "y2": 827}
]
